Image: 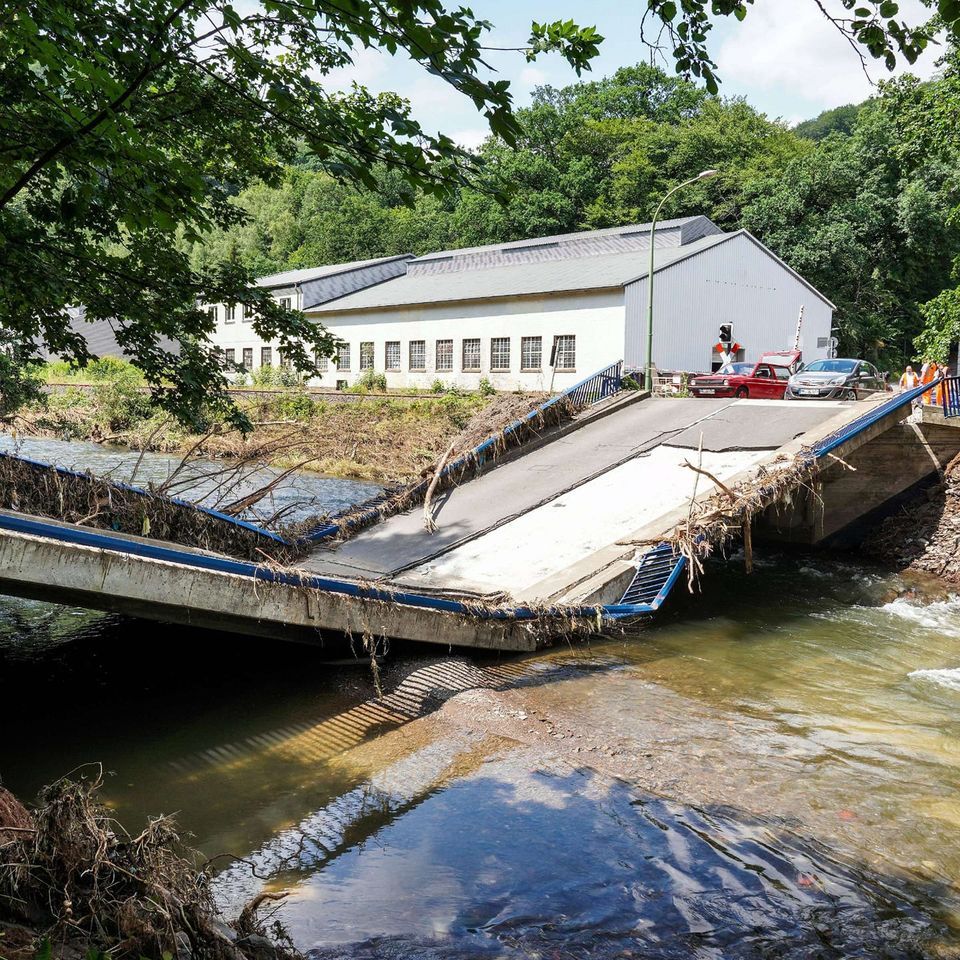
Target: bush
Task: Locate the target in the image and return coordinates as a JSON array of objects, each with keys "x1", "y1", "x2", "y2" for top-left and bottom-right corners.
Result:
[
  {"x1": 250, "y1": 365, "x2": 300, "y2": 388},
  {"x1": 87, "y1": 356, "x2": 137, "y2": 382},
  {"x1": 621, "y1": 374, "x2": 641, "y2": 391},
  {"x1": 353, "y1": 369, "x2": 387, "y2": 392},
  {"x1": 276, "y1": 392, "x2": 317, "y2": 420},
  {"x1": 431, "y1": 378, "x2": 447, "y2": 394},
  {"x1": 478, "y1": 377, "x2": 495, "y2": 396},
  {"x1": 93, "y1": 368, "x2": 151, "y2": 429}
]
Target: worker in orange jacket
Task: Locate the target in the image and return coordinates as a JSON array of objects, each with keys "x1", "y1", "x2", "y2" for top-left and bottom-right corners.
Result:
[{"x1": 920, "y1": 360, "x2": 940, "y2": 405}]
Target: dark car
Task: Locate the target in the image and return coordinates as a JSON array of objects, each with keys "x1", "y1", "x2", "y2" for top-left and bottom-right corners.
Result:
[
  {"x1": 689, "y1": 351, "x2": 798, "y2": 399},
  {"x1": 785, "y1": 358, "x2": 885, "y2": 400}
]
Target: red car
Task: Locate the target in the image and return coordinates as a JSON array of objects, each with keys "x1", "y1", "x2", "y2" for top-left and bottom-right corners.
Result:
[{"x1": 689, "y1": 351, "x2": 800, "y2": 400}]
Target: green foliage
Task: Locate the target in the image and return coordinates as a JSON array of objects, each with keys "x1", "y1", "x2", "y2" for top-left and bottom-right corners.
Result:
[
  {"x1": 478, "y1": 377, "x2": 496, "y2": 396},
  {"x1": 621, "y1": 374, "x2": 642, "y2": 391},
  {"x1": 916, "y1": 287, "x2": 960, "y2": 362},
  {"x1": 351, "y1": 369, "x2": 388, "y2": 393},
  {"x1": 250, "y1": 365, "x2": 300, "y2": 389},
  {"x1": 86, "y1": 357, "x2": 141, "y2": 382},
  {"x1": 0, "y1": 1, "x2": 601, "y2": 428},
  {"x1": 92, "y1": 367, "x2": 152, "y2": 430},
  {"x1": 275, "y1": 391, "x2": 318, "y2": 420},
  {"x1": 794, "y1": 103, "x2": 866, "y2": 141},
  {"x1": 0, "y1": 341, "x2": 44, "y2": 417},
  {"x1": 431, "y1": 379, "x2": 448, "y2": 394}
]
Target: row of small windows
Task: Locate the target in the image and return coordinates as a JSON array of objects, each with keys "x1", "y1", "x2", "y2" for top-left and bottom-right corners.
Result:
[
  {"x1": 336, "y1": 336, "x2": 575, "y2": 373},
  {"x1": 209, "y1": 297, "x2": 292, "y2": 325},
  {"x1": 221, "y1": 336, "x2": 576, "y2": 374}
]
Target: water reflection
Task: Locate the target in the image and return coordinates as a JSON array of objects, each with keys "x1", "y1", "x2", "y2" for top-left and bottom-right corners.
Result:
[{"x1": 3, "y1": 537, "x2": 960, "y2": 952}]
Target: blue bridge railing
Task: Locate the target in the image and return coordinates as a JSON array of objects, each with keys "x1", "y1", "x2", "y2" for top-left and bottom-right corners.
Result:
[
  {"x1": 942, "y1": 376, "x2": 960, "y2": 418},
  {"x1": 565, "y1": 361, "x2": 623, "y2": 408}
]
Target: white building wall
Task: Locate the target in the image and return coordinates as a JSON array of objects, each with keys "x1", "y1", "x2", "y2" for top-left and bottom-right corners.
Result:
[
  {"x1": 310, "y1": 291, "x2": 626, "y2": 391},
  {"x1": 623, "y1": 233, "x2": 834, "y2": 373}
]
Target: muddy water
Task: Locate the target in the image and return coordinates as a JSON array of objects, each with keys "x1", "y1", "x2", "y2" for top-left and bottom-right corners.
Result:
[{"x1": 2, "y1": 439, "x2": 960, "y2": 954}]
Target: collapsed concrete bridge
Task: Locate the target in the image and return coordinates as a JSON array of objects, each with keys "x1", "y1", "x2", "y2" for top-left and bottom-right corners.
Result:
[{"x1": 0, "y1": 369, "x2": 955, "y2": 652}]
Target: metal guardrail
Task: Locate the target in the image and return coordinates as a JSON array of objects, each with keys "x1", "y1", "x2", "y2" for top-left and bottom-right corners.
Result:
[
  {"x1": 565, "y1": 361, "x2": 623, "y2": 407},
  {"x1": 942, "y1": 376, "x2": 960, "y2": 418}
]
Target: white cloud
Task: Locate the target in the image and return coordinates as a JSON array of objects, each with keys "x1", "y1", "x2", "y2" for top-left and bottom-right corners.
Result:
[
  {"x1": 321, "y1": 45, "x2": 391, "y2": 93},
  {"x1": 714, "y1": 0, "x2": 941, "y2": 116},
  {"x1": 450, "y1": 128, "x2": 491, "y2": 151},
  {"x1": 518, "y1": 66, "x2": 548, "y2": 88}
]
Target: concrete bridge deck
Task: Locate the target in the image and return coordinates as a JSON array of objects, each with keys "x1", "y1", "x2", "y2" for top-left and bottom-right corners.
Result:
[
  {"x1": 304, "y1": 398, "x2": 848, "y2": 605},
  {"x1": 0, "y1": 381, "x2": 947, "y2": 652}
]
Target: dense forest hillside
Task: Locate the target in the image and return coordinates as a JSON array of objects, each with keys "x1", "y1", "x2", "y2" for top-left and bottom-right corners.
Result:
[{"x1": 188, "y1": 59, "x2": 960, "y2": 368}]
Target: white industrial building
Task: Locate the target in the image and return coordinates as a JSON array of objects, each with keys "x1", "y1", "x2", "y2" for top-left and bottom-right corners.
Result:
[{"x1": 207, "y1": 217, "x2": 835, "y2": 390}]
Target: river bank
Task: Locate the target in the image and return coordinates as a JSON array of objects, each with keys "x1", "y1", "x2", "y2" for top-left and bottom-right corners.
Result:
[
  {"x1": 864, "y1": 453, "x2": 960, "y2": 583},
  {"x1": 10, "y1": 367, "x2": 543, "y2": 484}
]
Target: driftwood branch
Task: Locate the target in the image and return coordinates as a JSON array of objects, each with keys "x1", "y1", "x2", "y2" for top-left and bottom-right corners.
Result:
[{"x1": 423, "y1": 440, "x2": 457, "y2": 533}]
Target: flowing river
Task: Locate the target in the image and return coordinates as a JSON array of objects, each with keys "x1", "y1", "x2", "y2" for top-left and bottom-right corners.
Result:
[{"x1": 2, "y1": 437, "x2": 960, "y2": 956}]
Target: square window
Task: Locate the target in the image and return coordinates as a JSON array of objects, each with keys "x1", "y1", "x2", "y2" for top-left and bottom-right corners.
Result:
[
  {"x1": 462, "y1": 338, "x2": 480, "y2": 372},
  {"x1": 224, "y1": 304, "x2": 236, "y2": 323},
  {"x1": 385, "y1": 341, "x2": 401, "y2": 371},
  {"x1": 242, "y1": 347, "x2": 253, "y2": 370},
  {"x1": 490, "y1": 337, "x2": 510, "y2": 372},
  {"x1": 207, "y1": 305, "x2": 218, "y2": 323},
  {"x1": 360, "y1": 341, "x2": 374, "y2": 370},
  {"x1": 315, "y1": 351, "x2": 328, "y2": 372},
  {"x1": 436, "y1": 340, "x2": 453, "y2": 371},
  {"x1": 336, "y1": 379, "x2": 348, "y2": 391},
  {"x1": 279, "y1": 297, "x2": 291, "y2": 310},
  {"x1": 337, "y1": 344, "x2": 351, "y2": 371},
  {"x1": 521, "y1": 336, "x2": 542, "y2": 370},
  {"x1": 242, "y1": 304, "x2": 253, "y2": 321},
  {"x1": 409, "y1": 340, "x2": 426, "y2": 371},
  {"x1": 554, "y1": 335, "x2": 575, "y2": 371},
  {"x1": 261, "y1": 346, "x2": 272, "y2": 367},
  {"x1": 224, "y1": 348, "x2": 236, "y2": 367}
]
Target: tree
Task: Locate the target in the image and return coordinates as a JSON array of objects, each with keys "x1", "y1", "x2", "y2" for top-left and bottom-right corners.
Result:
[
  {"x1": 642, "y1": 0, "x2": 956, "y2": 94},
  {"x1": 0, "y1": 1, "x2": 600, "y2": 426}
]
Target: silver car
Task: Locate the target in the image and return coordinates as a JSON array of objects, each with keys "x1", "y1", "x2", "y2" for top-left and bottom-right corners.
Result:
[{"x1": 785, "y1": 358, "x2": 885, "y2": 400}]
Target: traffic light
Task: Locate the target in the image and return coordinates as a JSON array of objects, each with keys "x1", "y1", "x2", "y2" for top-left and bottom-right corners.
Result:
[{"x1": 719, "y1": 324, "x2": 732, "y2": 345}]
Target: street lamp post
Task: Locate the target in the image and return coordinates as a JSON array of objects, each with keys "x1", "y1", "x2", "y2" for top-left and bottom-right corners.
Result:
[{"x1": 645, "y1": 169, "x2": 719, "y2": 392}]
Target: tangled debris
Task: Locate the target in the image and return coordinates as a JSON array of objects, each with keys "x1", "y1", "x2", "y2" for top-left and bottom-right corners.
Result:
[
  {"x1": 863, "y1": 452, "x2": 960, "y2": 582},
  {"x1": 0, "y1": 773, "x2": 298, "y2": 960},
  {"x1": 0, "y1": 453, "x2": 301, "y2": 565}
]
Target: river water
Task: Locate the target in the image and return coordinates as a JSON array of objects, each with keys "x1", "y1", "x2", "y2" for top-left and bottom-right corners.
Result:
[{"x1": 2, "y1": 437, "x2": 960, "y2": 955}]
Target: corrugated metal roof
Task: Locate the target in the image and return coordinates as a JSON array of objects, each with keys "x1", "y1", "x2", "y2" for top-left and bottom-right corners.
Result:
[
  {"x1": 256, "y1": 254, "x2": 412, "y2": 289},
  {"x1": 412, "y1": 216, "x2": 709, "y2": 262},
  {"x1": 308, "y1": 233, "x2": 733, "y2": 314}
]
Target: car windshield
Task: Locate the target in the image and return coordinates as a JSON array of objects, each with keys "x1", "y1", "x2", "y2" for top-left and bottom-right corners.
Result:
[
  {"x1": 717, "y1": 363, "x2": 754, "y2": 375},
  {"x1": 801, "y1": 359, "x2": 857, "y2": 374}
]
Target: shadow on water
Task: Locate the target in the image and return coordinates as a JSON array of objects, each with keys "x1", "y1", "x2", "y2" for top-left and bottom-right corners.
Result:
[{"x1": 4, "y1": 542, "x2": 960, "y2": 955}]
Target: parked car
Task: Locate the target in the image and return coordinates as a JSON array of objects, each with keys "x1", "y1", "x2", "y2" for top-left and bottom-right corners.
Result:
[
  {"x1": 688, "y1": 351, "x2": 799, "y2": 399},
  {"x1": 785, "y1": 358, "x2": 885, "y2": 400}
]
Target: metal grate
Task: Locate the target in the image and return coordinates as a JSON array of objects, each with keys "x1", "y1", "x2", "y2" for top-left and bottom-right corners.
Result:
[
  {"x1": 619, "y1": 543, "x2": 683, "y2": 607},
  {"x1": 943, "y1": 376, "x2": 960, "y2": 418}
]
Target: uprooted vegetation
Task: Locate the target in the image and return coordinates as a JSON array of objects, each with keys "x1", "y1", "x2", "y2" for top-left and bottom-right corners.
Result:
[
  {"x1": 1, "y1": 381, "x2": 572, "y2": 564},
  {"x1": 13, "y1": 361, "x2": 531, "y2": 486},
  {"x1": 0, "y1": 774, "x2": 298, "y2": 960}
]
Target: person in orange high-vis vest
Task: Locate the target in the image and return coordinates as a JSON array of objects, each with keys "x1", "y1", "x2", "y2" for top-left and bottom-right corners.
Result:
[
  {"x1": 899, "y1": 365, "x2": 919, "y2": 392},
  {"x1": 920, "y1": 360, "x2": 940, "y2": 405}
]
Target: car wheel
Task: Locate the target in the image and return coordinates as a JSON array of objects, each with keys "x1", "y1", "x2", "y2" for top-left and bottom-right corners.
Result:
[
  {"x1": 843, "y1": 388, "x2": 857, "y2": 400},
  {"x1": 735, "y1": 386, "x2": 749, "y2": 399}
]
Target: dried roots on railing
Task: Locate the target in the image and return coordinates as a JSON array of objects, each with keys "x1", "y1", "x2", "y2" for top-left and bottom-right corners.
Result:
[
  {"x1": 668, "y1": 450, "x2": 824, "y2": 591},
  {"x1": 0, "y1": 454, "x2": 303, "y2": 565},
  {"x1": 0, "y1": 772, "x2": 299, "y2": 960}
]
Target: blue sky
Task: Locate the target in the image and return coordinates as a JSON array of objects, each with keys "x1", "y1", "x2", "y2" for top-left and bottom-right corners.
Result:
[{"x1": 324, "y1": 0, "x2": 942, "y2": 148}]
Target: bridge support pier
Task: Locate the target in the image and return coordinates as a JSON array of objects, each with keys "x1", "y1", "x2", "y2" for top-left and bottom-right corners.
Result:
[{"x1": 757, "y1": 420, "x2": 960, "y2": 546}]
